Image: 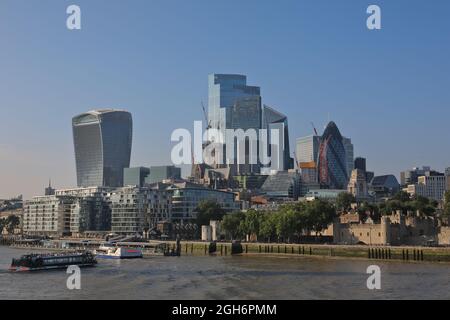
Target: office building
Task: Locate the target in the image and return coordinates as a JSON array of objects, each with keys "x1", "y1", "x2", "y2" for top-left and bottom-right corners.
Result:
[
  {"x1": 354, "y1": 157, "x2": 367, "y2": 172},
  {"x1": 406, "y1": 173, "x2": 447, "y2": 202},
  {"x1": 317, "y1": 122, "x2": 349, "y2": 189},
  {"x1": 44, "y1": 180, "x2": 55, "y2": 196},
  {"x1": 145, "y1": 166, "x2": 181, "y2": 184},
  {"x1": 124, "y1": 167, "x2": 150, "y2": 187},
  {"x1": 72, "y1": 109, "x2": 132, "y2": 188},
  {"x1": 262, "y1": 105, "x2": 294, "y2": 172},
  {"x1": 260, "y1": 170, "x2": 302, "y2": 200},
  {"x1": 342, "y1": 137, "x2": 354, "y2": 176},
  {"x1": 296, "y1": 135, "x2": 321, "y2": 164},
  {"x1": 370, "y1": 175, "x2": 400, "y2": 198},
  {"x1": 400, "y1": 166, "x2": 431, "y2": 186}
]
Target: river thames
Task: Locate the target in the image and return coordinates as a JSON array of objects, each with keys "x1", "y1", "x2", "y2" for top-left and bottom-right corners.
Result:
[{"x1": 0, "y1": 246, "x2": 449, "y2": 300}]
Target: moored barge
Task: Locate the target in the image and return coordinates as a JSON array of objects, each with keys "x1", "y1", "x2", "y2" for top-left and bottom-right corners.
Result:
[{"x1": 9, "y1": 251, "x2": 97, "y2": 272}]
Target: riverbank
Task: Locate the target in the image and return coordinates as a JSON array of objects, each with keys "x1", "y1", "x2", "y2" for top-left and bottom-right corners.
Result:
[{"x1": 5, "y1": 239, "x2": 450, "y2": 263}]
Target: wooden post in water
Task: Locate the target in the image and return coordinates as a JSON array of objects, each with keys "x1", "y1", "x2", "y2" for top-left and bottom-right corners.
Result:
[{"x1": 225, "y1": 246, "x2": 228, "y2": 255}]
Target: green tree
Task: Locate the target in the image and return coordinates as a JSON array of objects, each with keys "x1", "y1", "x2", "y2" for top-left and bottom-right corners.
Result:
[
  {"x1": 259, "y1": 212, "x2": 277, "y2": 242},
  {"x1": 392, "y1": 191, "x2": 411, "y2": 203},
  {"x1": 443, "y1": 191, "x2": 450, "y2": 221},
  {"x1": 336, "y1": 192, "x2": 356, "y2": 212},
  {"x1": 195, "y1": 200, "x2": 226, "y2": 228},
  {"x1": 0, "y1": 218, "x2": 6, "y2": 235},
  {"x1": 239, "y1": 209, "x2": 262, "y2": 241},
  {"x1": 5, "y1": 215, "x2": 20, "y2": 234},
  {"x1": 221, "y1": 212, "x2": 244, "y2": 240},
  {"x1": 304, "y1": 200, "x2": 336, "y2": 235}
]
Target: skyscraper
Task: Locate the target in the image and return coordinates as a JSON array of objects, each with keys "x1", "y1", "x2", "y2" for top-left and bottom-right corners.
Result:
[
  {"x1": 354, "y1": 157, "x2": 367, "y2": 172},
  {"x1": 72, "y1": 109, "x2": 132, "y2": 188},
  {"x1": 342, "y1": 137, "x2": 354, "y2": 177},
  {"x1": 317, "y1": 121, "x2": 348, "y2": 189},
  {"x1": 296, "y1": 135, "x2": 321, "y2": 164},
  {"x1": 206, "y1": 74, "x2": 292, "y2": 174},
  {"x1": 262, "y1": 105, "x2": 293, "y2": 172}
]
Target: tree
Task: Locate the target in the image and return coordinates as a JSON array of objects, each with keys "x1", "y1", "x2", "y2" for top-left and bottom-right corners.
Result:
[
  {"x1": 221, "y1": 212, "x2": 244, "y2": 240},
  {"x1": 0, "y1": 218, "x2": 6, "y2": 235},
  {"x1": 443, "y1": 191, "x2": 450, "y2": 222},
  {"x1": 304, "y1": 200, "x2": 336, "y2": 235},
  {"x1": 240, "y1": 210, "x2": 262, "y2": 241},
  {"x1": 336, "y1": 192, "x2": 355, "y2": 212},
  {"x1": 259, "y1": 212, "x2": 277, "y2": 243},
  {"x1": 195, "y1": 200, "x2": 226, "y2": 228},
  {"x1": 392, "y1": 191, "x2": 411, "y2": 203},
  {"x1": 6, "y1": 215, "x2": 20, "y2": 234}
]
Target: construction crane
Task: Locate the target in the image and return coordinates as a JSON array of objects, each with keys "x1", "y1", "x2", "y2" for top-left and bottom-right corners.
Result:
[
  {"x1": 201, "y1": 101, "x2": 212, "y2": 130},
  {"x1": 310, "y1": 122, "x2": 319, "y2": 136}
]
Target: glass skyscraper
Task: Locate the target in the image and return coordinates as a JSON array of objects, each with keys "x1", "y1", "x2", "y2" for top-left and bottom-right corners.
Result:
[
  {"x1": 317, "y1": 121, "x2": 349, "y2": 189},
  {"x1": 72, "y1": 109, "x2": 133, "y2": 188}
]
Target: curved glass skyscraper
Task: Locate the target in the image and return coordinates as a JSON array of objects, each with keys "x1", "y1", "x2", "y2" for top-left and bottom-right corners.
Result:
[
  {"x1": 72, "y1": 109, "x2": 132, "y2": 188},
  {"x1": 318, "y1": 121, "x2": 348, "y2": 189}
]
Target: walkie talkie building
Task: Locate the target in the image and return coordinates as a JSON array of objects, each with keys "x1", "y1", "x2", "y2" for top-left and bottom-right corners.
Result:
[{"x1": 72, "y1": 109, "x2": 132, "y2": 188}]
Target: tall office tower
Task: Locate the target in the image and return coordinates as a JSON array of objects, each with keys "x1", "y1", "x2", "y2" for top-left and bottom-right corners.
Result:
[
  {"x1": 317, "y1": 121, "x2": 349, "y2": 189},
  {"x1": 296, "y1": 135, "x2": 321, "y2": 164},
  {"x1": 208, "y1": 74, "x2": 261, "y2": 134},
  {"x1": 207, "y1": 74, "x2": 292, "y2": 174},
  {"x1": 354, "y1": 157, "x2": 367, "y2": 172},
  {"x1": 72, "y1": 109, "x2": 133, "y2": 188},
  {"x1": 229, "y1": 96, "x2": 263, "y2": 175},
  {"x1": 262, "y1": 105, "x2": 293, "y2": 172},
  {"x1": 342, "y1": 137, "x2": 354, "y2": 176}
]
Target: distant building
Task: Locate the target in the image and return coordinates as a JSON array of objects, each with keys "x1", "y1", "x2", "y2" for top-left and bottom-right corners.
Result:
[
  {"x1": 365, "y1": 171, "x2": 375, "y2": 184},
  {"x1": 260, "y1": 170, "x2": 302, "y2": 200},
  {"x1": 110, "y1": 186, "x2": 171, "y2": 234},
  {"x1": 124, "y1": 167, "x2": 150, "y2": 187},
  {"x1": 354, "y1": 157, "x2": 367, "y2": 172},
  {"x1": 44, "y1": 180, "x2": 55, "y2": 196},
  {"x1": 56, "y1": 187, "x2": 114, "y2": 235},
  {"x1": 317, "y1": 122, "x2": 349, "y2": 189},
  {"x1": 23, "y1": 196, "x2": 74, "y2": 236},
  {"x1": 296, "y1": 135, "x2": 321, "y2": 165},
  {"x1": 347, "y1": 169, "x2": 369, "y2": 200},
  {"x1": 303, "y1": 189, "x2": 347, "y2": 202},
  {"x1": 234, "y1": 174, "x2": 268, "y2": 191},
  {"x1": 342, "y1": 137, "x2": 354, "y2": 177},
  {"x1": 406, "y1": 173, "x2": 447, "y2": 202},
  {"x1": 299, "y1": 161, "x2": 318, "y2": 184},
  {"x1": 400, "y1": 166, "x2": 432, "y2": 187},
  {"x1": 72, "y1": 109, "x2": 132, "y2": 188},
  {"x1": 262, "y1": 105, "x2": 294, "y2": 172},
  {"x1": 370, "y1": 175, "x2": 400, "y2": 198},
  {"x1": 145, "y1": 166, "x2": 181, "y2": 184}
]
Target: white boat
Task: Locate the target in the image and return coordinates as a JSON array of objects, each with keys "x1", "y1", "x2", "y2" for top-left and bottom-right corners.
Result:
[{"x1": 94, "y1": 243, "x2": 143, "y2": 259}]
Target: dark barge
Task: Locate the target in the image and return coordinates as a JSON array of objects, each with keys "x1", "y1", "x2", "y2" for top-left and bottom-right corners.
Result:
[{"x1": 9, "y1": 251, "x2": 97, "y2": 272}]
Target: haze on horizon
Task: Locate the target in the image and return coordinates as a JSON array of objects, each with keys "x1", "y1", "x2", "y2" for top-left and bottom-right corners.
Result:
[{"x1": 1, "y1": 0, "x2": 449, "y2": 199}]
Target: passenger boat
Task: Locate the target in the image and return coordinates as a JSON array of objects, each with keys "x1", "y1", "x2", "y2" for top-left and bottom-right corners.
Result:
[
  {"x1": 94, "y1": 243, "x2": 143, "y2": 259},
  {"x1": 9, "y1": 251, "x2": 97, "y2": 272}
]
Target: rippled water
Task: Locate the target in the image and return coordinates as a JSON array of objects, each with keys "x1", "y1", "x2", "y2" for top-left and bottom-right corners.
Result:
[{"x1": 0, "y1": 246, "x2": 449, "y2": 300}]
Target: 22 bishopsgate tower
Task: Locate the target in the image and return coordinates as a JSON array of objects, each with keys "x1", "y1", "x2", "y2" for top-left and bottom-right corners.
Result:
[{"x1": 72, "y1": 109, "x2": 133, "y2": 188}]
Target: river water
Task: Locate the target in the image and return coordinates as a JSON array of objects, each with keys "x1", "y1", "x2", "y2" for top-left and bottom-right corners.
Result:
[{"x1": 0, "y1": 246, "x2": 449, "y2": 300}]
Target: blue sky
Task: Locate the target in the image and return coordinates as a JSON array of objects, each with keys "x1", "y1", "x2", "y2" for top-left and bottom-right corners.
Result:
[{"x1": 0, "y1": 0, "x2": 449, "y2": 199}]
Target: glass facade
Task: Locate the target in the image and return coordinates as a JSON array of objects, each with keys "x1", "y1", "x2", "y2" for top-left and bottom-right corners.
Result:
[
  {"x1": 145, "y1": 166, "x2": 181, "y2": 184},
  {"x1": 72, "y1": 110, "x2": 132, "y2": 188},
  {"x1": 318, "y1": 122, "x2": 349, "y2": 189}
]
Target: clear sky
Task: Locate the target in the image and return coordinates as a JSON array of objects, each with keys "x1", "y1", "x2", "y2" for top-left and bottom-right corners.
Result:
[{"x1": 0, "y1": 0, "x2": 449, "y2": 199}]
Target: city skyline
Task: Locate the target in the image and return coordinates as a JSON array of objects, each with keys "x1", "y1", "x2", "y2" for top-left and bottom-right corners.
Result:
[{"x1": 1, "y1": 0, "x2": 450, "y2": 199}]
